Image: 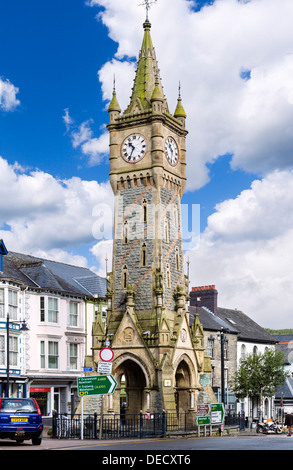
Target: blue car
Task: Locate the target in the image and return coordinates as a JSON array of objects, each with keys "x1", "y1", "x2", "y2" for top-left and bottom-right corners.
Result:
[{"x1": 0, "y1": 398, "x2": 43, "y2": 445}]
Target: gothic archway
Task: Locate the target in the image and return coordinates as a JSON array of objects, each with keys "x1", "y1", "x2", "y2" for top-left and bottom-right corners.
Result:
[
  {"x1": 175, "y1": 359, "x2": 192, "y2": 413},
  {"x1": 114, "y1": 359, "x2": 147, "y2": 414}
]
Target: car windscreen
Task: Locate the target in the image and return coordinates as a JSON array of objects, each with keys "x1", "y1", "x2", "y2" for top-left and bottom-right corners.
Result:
[{"x1": 0, "y1": 399, "x2": 37, "y2": 413}]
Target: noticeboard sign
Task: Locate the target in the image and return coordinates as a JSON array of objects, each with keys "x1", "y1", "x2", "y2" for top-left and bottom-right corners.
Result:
[
  {"x1": 210, "y1": 403, "x2": 225, "y2": 425},
  {"x1": 196, "y1": 403, "x2": 225, "y2": 426},
  {"x1": 97, "y1": 361, "x2": 113, "y2": 374}
]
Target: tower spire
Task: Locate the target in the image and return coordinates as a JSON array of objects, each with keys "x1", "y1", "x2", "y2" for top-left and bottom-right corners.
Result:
[{"x1": 124, "y1": 2, "x2": 168, "y2": 115}]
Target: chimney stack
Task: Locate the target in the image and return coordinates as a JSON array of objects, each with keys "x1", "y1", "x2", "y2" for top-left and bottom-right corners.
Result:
[{"x1": 189, "y1": 285, "x2": 218, "y2": 315}]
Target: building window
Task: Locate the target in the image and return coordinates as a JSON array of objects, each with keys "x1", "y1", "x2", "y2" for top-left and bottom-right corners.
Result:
[
  {"x1": 142, "y1": 199, "x2": 148, "y2": 223},
  {"x1": 122, "y1": 265, "x2": 128, "y2": 289},
  {"x1": 166, "y1": 263, "x2": 171, "y2": 289},
  {"x1": 141, "y1": 243, "x2": 147, "y2": 267},
  {"x1": 174, "y1": 206, "x2": 178, "y2": 227},
  {"x1": 40, "y1": 297, "x2": 45, "y2": 322},
  {"x1": 175, "y1": 247, "x2": 180, "y2": 271},
  {"x1": 8, "y1": 289, "x2": 18, "y2": 320},
  {"x1": 40, "y1": 341, "x2": 45, "y2": 369},
  {"x1": 69, "y1": 301, "x2": 78, "y2": 327},
  {"x1": 9, "y1": 336, "x2": 18, "y2": 366},
  {"x1": 164, "y1": 218, "x2": 169, "y2": 243},
  {"x1": 48, "y1": 298, "x2": 58, "y2": 323},
  {"x1": 0, "y1": 334, "x2": 19, "y2": 367},
  {"x1": 69, "y1": 343, "x2": 78, "y2": 370},
  {"x1": 40, "y1": 296, "x2": 59, "y2": 324},
  {"x1": 0, "y1": 335, "x2": 4, "y2": 365},
  {"x1": 0, "y1": 289, "x2": 4, "y2": 318},
  {"x1": 207, "y1": 337, "x2": 214, "y2": 358},
  {"x1": 40, "y1": 340, "x2": 59, "y2": 370},
  {"x1": 241, "y1": 344, "x2": 246, "y2": 360},
  {"x1": 123, "y1": 220, "x2": 129, "y2": 244},
  {"x1": 48, "y1": 341, "x2": 59, "y2": 369}
]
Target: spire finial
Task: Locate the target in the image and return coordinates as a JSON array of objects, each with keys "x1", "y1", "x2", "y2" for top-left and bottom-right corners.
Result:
[
  {"x1": 138, "y1": 0, "x2": 157, "y2": 21},
  {"x1": 113, "y1": 75, "x2": 116, "y2": 93},
  {"x1": 178, "y1": 81, "x2": 181, "y2": 99}
]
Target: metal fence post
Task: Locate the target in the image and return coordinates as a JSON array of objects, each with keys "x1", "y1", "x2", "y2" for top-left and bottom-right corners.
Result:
[
  {"x1": 140, "y1": 412, "x2": 143, "y2": 439},
  {"x1": 162, "y1": 411, "x2": 166, "y2": 438}
]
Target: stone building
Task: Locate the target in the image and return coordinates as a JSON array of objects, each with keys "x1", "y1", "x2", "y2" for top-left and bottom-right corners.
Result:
[
  {"x1": 88, "y1": 12, "x2": 213, "y2": 415},
  {"x1": 189, "y1": 285, "x2": 276, "y2": 417}
]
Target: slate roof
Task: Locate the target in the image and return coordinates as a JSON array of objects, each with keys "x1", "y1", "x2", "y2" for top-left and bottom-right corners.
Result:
[
  {"x1": 189, "y1": 305, "x2": 238, "y2": 335},
  {"x1": 189, "y1": 305, "x2": 275, "y2": 344},
  {"x1": 0, "y1": 251, "x2": 107, "y2": 298},
  {"x1": 275, "y1": 378, "x2": 293, "y2": 400},
  {"x1": 216, "y1": 307, "x2": 276, "y2": 344}
]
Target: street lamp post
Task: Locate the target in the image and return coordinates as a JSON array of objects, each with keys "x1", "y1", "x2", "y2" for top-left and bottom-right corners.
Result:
[
  {"x1": 218, "y1": 327, "x2": 229, "y2": 407},
  {"x1": 6, "y1": 313, "x2": 29, "y2": 398}
]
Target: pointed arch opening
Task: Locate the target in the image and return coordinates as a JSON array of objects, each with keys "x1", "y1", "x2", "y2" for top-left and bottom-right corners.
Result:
[
  {"x1": 114, "y1": 359, "x2": 147, "y2": 414},
  {"x1": 175, "y1": 359, "x2": 192, "y2": 413}
]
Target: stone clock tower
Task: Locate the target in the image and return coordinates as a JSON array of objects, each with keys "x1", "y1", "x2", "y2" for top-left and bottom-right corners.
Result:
[{"x1": 91, "y1": 11, "x2": 210, "y2": 414}]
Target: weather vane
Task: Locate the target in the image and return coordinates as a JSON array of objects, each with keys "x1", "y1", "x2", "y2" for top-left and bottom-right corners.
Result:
[{"x1": 138, "y1": 0, "x2": 157, "y2": 21}]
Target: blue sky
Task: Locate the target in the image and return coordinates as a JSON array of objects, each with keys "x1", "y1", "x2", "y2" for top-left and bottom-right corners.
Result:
[{"x1": 1, "y1": 0, "x2": 293, "y2": 327}]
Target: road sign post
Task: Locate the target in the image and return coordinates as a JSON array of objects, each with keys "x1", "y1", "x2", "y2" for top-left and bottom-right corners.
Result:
[{"x1": 77, "y1": 375, "x2": 117, "y2": 396}]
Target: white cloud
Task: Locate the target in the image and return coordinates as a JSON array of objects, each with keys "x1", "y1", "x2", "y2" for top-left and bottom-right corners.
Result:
[
  {"x1": 71, "y1": 120, "x2": 94, "y2": 149},
  {"x1": 62, "y1": 108, "x2": 109, "y2": 165},
  {"x1": 0, "y1": 77, "x2": 20, "y2": 111},
  {"x1": 90, "y1": 239, "x2": 113, "y2": 277},
  {"x1": 62, "y1": 108, "x2": 74, "y2": 132},
  {"x1": 81, "y1": 130, "x2": 109, "y2": 166},
  {"x1": 87, "y1": 0, "x2": 293, "y2": 189},
  {"x1": 0, "y1": 157, "x2": 114, "y2": 265},
  {"x1": 187, "y1": 169, "x2": 293, "y2": 328}
]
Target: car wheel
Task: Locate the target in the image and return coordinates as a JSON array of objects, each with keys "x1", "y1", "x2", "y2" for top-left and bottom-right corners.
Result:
[{"x1": 32, "y1": 437, "x2": 42, "y2": 445}]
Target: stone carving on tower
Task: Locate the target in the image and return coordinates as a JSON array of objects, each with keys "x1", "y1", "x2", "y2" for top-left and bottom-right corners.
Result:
[{"x1": 91, "y1": 5, "x2": 212, "y2": 414}]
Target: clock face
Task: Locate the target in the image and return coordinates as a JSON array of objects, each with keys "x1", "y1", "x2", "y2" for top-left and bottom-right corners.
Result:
[
  {"x1": 165, "y1": 136, "x2": 178, "y2": 166},
  {"x1": 121, "y1": 133, "x2": 147, "y2": 163}
]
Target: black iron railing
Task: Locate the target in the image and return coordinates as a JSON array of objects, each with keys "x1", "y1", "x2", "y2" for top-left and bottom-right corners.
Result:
[
  {"x1": 52, "y1": 410, "x2": 244, "y2": 439},
  {"x1": 52, "y1": 411, "x2": 165, "y2": 439}
]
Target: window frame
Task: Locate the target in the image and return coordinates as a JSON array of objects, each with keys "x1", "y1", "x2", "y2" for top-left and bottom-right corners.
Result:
[
  {"x1": 39, "y1": 296, "x2": 59, "y2": 324},
  {"x1": 40, "y1": 339, "x2": 59, "y2": 370}
]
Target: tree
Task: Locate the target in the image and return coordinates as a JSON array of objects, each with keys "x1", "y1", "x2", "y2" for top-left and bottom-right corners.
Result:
[{"x1": 230, "y1": 349, "x2": 289, "y2": 420}]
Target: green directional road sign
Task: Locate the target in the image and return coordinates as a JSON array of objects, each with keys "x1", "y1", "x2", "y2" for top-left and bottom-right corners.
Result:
[
  {"x1": 78, "y1": 375, "x2": 117, "y2": 397},
  {"x1": 210, "y1": 403, "x2": 225, "y2": 425}
]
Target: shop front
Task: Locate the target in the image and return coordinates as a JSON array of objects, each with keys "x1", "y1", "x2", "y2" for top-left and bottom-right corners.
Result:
[
  {"x1": 29, "y1": 378, "x2": 80, "y2": 416},
  {"x1": 0, "y1": 375, "x2": 29, "y2": 398}
]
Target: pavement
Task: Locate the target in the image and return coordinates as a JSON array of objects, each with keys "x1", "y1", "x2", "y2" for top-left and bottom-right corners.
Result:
[{"x1": 0, "y1": 425, "x2": 286, "y2": 451}]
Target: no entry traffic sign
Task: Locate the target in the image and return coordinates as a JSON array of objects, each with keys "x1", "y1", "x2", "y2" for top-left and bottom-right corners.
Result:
[{"x1": 99, "y1": 347, "x2": 114, "y2": 362}]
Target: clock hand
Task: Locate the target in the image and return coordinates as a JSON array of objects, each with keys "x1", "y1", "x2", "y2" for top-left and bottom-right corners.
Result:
[{"x1": 128, "y1": 142, "x2": 135, "y2": 156}]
